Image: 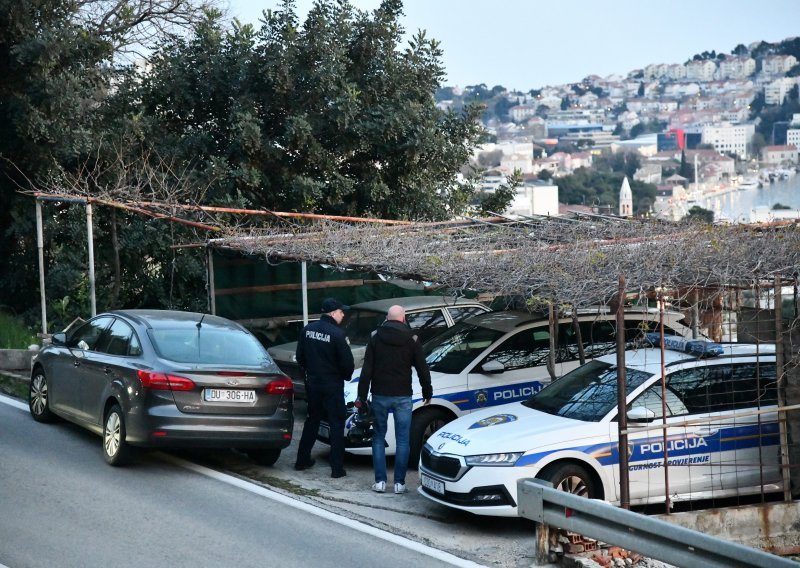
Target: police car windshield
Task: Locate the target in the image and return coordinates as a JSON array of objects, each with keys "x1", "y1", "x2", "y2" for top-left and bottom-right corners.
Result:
[
  {"x1": 524, "y1": 360, "x2": 652, "y2": 421},
  {"x1": 424, "y1": 323, "x2": 505, "y2": 374}
]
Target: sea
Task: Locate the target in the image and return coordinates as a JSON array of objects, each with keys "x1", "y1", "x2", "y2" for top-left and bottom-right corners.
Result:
[{"x1": 696, "y1": 172, "x2": 800, "y2": 223}]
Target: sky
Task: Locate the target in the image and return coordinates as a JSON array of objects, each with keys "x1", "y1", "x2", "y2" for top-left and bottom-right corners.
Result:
[{"x1": 223, "y1": 0, "x2": 800, "y2": 90}]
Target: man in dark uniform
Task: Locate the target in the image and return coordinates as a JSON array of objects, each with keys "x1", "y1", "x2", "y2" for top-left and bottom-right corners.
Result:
[{"x1": 294, "y1": 297, "x2": 355, "y2": 478}]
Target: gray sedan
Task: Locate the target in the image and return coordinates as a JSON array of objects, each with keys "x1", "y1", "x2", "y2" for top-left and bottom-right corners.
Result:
[{"x1": 29, "y1": 310, "x2": 294, "y2": 466}]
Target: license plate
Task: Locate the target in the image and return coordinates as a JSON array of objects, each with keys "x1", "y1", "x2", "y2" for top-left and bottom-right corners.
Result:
[
  {"x1": 204, "y1": 389, "x2": 256, "y2": 403},
  {"x1": 420, "y1": 473, "x2": 445, "y2": 495},
  {"x1": 318, "y1": 423, "x2": 330, "y2": 439}
]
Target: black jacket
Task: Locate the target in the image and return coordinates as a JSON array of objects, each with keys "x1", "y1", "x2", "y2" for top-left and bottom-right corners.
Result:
[
  {"x1": 358, "y1": 320, "x2": 433, "y2": 400},
  {"x1": 296, "y1": 315, "x2": 355, "y2": 384}
]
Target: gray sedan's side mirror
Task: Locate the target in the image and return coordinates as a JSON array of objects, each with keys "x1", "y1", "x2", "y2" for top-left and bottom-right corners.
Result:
[
  {"x1": 51, "y1": 332, "x2": 67, "y2": 345},
  {"x1": 480, "y1": 360, "x2": 505, "y2": 374},
  {"x1": 627, "y1": 406, "x2": 656, "y2": 423}
]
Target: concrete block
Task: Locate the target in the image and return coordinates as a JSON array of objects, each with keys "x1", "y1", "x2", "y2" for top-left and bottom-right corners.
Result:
[{"x1": 0, "y1": 349, "x2": 35, "y2": 371}]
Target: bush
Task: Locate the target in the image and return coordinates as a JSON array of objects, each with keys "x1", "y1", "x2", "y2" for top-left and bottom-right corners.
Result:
[{"x1": 0, "y1": 311, "x2": 38, "y2": 349}]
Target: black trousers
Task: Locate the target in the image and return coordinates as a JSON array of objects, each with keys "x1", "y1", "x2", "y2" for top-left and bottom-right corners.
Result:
[{"x1": 296, "y1": 380, "x2": 346, "y2": 473}]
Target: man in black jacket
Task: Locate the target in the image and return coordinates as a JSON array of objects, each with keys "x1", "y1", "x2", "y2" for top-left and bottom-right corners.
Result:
[
  {"x1": 295, "y1": 297, "x2": 355, "y2": 478},
  {"x1": 358, "y1": 305, "x2": 432, "y2": 494}
]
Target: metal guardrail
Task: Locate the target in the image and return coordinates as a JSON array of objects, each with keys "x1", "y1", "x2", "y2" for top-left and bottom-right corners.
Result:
[{"x1": 517, "y1": 478, "x2": 796, "y2": 568}]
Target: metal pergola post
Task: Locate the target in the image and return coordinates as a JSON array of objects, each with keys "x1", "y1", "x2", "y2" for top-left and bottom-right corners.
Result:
[
  {"x1": 86, "y1": 201, "x2": 97, "y2": 316},
  {"x1": 36, "y1": 200, "x2": 47, "y2": 336},
  {"x1": 301, "y1": 261, "x2": 309, "y2": 326},
  {"x1": 616, "y1": 275, "x2": 630, "y2": 509}
]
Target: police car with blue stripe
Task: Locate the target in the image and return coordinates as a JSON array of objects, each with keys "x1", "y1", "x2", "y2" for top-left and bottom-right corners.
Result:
[
  {"x1": 417, "y1": 335, "x2": 781, "y2": 516},
  {"x1": 329, "y1": 307, "x2": 696, "y2": 466}
]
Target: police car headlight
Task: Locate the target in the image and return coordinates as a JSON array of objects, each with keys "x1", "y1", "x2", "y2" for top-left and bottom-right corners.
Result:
[{"x1": 464, "y1": 452, "x2": 523, "y2": 466}]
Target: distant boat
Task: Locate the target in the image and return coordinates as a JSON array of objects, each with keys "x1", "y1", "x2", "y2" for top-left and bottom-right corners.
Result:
[{"x1": 737, "y1": 176, "x2": 760, "y2": 191}]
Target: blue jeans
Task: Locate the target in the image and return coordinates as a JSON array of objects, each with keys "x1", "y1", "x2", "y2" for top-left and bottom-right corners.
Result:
[{"x1": 370, "y1": 395, "x2": 412, "y2": 485}]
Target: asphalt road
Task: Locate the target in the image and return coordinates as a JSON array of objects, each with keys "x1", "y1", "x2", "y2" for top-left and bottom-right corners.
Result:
[{"x1": 0, "y1": 395, "x2": 482, "y2": 568}]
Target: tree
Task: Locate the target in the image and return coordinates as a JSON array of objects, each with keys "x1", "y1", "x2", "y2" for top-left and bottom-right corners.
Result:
[
  {"x1": 679, "y1": 150, "x2": 694, "y2": 182},
  {"x1": 493, "y1": 96, "x2": 515, "y2": 121},
  {"x1": 750, "y1": 132, "x2": 767, "y2": 159},
  {"x1": 474, "y1": 170, "x2": 520, "y2": 216},
  {"x1": 0, "y1": 0, "x2": 213, "y2": 321},
  {"x1": 629, "y1": 123, "x2": 645, "y2": 139},
  {"x1": 685, "y1": 205, "x2": 714, "y2": 224},
  {"x1": 732, "y1": 43, "x2": 748, "y2": 56},
  {"x1": 108, "y1": 1, "x2": 488, "y2": 222}
]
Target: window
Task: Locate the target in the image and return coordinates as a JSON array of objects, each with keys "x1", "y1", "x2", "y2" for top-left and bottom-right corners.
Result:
[
  {"x1": 631, "y1": 384, "x2": 689, "y2": 418},
  {"x1": 150, "y1": 328, "x2": 274, "y2": 366},
  {"x1": 67, "y1": 316, "x2": 113, "y2": 351},
  {"x1": 343, "y1": 310, "x2": 385, "y2": 345},
  {"x1": 481, "y1": 328, "x2": 551, "y2": 371},
  {"x1": 406, "y1": 310, "x2": 448, "y2": 343},
  {"x1": 425, "y1": 323, "x2": 504, "y2": 374},
  {"x1": 666, "y1": 362, "x2": 777, "y2": 414},
  {"x1": 448, "y1": 306, "x2": 488, "y2": 323},
  {"x1": 525, "y1": 360, "x2": 652, "y2": 421},
  {"x1": 560, "y1": 318, "x2": 687, "y2": 363},
  {"x1": 95, "y1": 319, "x2": 136, "y2": 356}
]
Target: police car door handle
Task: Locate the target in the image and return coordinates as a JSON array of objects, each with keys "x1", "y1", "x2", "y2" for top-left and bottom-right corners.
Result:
[{"x1": 696, "y1": 427, "x2": 718, "y2": 437}]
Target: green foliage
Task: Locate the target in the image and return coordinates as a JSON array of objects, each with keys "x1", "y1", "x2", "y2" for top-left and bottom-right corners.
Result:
[
  {"x1": 0, "y1": 0, "x2": 488, "y2": 324},
  {"x1": 0, "y1": 0, "x2": 114, "y2": 315},
  {"x1": 109, "y1": 1, "x2": 484, "y2": 221},
  {"x1": 557, "y1": 167, "x2": 656, "y2": 216},
  {"x1": 684, "y1": 205, "x2": 714, "y2": 224},
  {"x1": 475, "y1": 170, "x2": 521, "y2": 216},
  {"x1": 593, "y1": 151, "x2": 641, "y2": 179},
  {"x1": 0, "y1": 311, "x2": 38, "y2": 348},
  {"x1": 773, "y1": 203, "x2": 792, "y2": 210}
]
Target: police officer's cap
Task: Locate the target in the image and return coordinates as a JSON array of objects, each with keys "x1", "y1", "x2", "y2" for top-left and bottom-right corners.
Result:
[{"x1": 321, "y1": 297, "x2": 349, "y2": 313}]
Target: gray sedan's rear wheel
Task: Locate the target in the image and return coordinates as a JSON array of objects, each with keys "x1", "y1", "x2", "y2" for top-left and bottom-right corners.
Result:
[
  {"x1": 103, "y1": 404, "x2": 132, "y2": 466},
  {"x1": 29, "y1": 369, "x2": 55, "y2": 423}
]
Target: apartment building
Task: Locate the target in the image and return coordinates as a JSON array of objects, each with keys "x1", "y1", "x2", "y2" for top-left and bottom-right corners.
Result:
[
  {"x1": 509, "y1": 104, "x2": 539, "y2": 123},
  {"x1": 787, "y1": 129, "x2": 800, "y2": 150},
  {"x1": 717, "y1": 56, "x2": 756, "y2": 79},
  {"x1": 685, "y1": 60, "x2": 717, "y2": 82},
  {"x1": 764, "y1": 77, "x2": 800, "y2": 105},
  {"x1": 700, "y1": 122, "x2": 755, "y2": 159},
  {"x1": 762, "y1": 54, "x2": 798, "y2": 76},
  {"x1": 761, "y1": 145, "x2": 799, "y2": 165}
]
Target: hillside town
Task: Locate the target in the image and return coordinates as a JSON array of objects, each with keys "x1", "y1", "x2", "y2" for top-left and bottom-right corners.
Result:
[{"x1": 442, "y1": 40, "x2": 800, "y2": 221}]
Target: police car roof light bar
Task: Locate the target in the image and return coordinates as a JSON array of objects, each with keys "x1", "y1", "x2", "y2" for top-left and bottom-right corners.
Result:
[{"x1": 642, "y1": 332, "x2": 724, "y2": 358}]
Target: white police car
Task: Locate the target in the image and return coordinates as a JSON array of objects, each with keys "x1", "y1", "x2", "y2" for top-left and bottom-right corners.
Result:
[
  {"x1": 418, "y1": 336, "x2": 781, "y2": 516},
  {"x1": 328, "y1": 307, "x2": 696, "y2": 466}
]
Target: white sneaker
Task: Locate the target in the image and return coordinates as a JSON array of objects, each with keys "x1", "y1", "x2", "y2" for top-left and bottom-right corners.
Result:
[
  {"x1": 394, "y1": 483, "x2": 407, "y2": 494},
  {"x1": 372, "y1": 481, "x2": 386, "y2": 493}
]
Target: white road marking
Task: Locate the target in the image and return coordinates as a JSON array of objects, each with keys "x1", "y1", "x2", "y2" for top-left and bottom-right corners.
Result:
[
  {"x1": 163, "y1": 454, "x2": 486, "y2": 567},
  {"x1": 0, "y1": 393, "x2": 27, "y2": 411},
  {"x1": 0, "y1": 393, "x2": 484, "y2": 567}
]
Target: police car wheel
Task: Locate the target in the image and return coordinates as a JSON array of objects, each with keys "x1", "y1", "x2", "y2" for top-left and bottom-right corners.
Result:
[
  {"x1": 539, "y1": 463, "x2": 596, "y2": 499},
  {"x1": 409, "y1": 407, "x2": 452, "y2": 470}
]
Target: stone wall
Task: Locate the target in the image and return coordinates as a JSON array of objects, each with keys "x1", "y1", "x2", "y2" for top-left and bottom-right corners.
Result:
[{"x1": 0, "y1": 349, "x2": 35, "y2": 371}]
